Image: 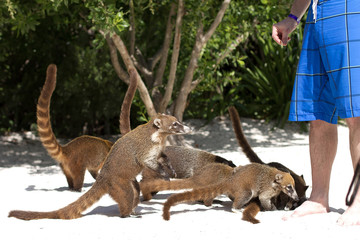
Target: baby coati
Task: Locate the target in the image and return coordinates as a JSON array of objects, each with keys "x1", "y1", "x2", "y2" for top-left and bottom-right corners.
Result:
[
  {"x1": 36, "y1": 64, "x2": 113, "y2": 191},
  {"x1": 228, "y1": 106, "x2": 308, "y2": 209},
  {"x1": 162, "y1": 163, "x2": 299, "y2": 221},
  {"x1": 9, "y1": 114, "x2": 191, "y2": 220}
]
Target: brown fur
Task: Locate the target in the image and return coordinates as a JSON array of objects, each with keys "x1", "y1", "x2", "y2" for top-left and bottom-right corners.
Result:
[
  {"x1": 228, "y1": 106, "x2": 308, "y2": 208},
  {"x1": 162, "y1": 163, "x2": 299, "y2": 220},
  {"x1": 36, "y1": 64, "x2": 113, "y2": 191},
  {"x1": 119, "y1": 68, "x2": 137, "y2": 136},
  {"x1": 140, "y1": 146, "x2": 236, "y2": 195},
  {"x1": 140, "y1": 163, "x2": 234, "y2": 202},
  {"x1": 9, "y1": 114, "x2": 191, "y2": 220}
]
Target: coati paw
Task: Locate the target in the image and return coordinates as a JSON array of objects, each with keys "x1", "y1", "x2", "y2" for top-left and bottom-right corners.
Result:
[{"x1": 232, "y1": 208, "x2": 244, "y2": 214}]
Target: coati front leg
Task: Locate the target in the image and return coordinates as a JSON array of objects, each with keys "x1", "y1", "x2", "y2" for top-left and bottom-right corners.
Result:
[
  {"x1": 156, "y1": 152, "x2": 176, "y2": 179},
  {"x1": 232, "y1": 190, "x2": 253, "y2": 212},
  {"x1": 259, "y1": 192, "x2": 277, "y2": 211}
]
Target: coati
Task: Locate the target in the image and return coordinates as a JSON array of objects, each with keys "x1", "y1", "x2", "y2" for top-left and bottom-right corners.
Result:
[
  {"x1": 36, "y1": 64, "x2": 113, "y2": 191},
  {"x1": 9, "y1": 114, "x2": 191, "y2": 220},
  {"x1": 140, "y1": 146, "x2": 236, "y2": 184},
  {"x1": 162, "y1": 163, "x2": 299, "y2": 221},
  {"x1": 228, "y1": 106, "x2": 308, "y2": 209},
  {"x1": 118, "y1": 93, "x2": 236, "y2": 190},
  {"x1": 140, "y1": 162, "x2": 235, "y2": 201}
]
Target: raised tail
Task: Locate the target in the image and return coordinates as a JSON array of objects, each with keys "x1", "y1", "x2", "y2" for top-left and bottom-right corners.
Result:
[
  {"x1": 140, "y1": 178, "x2": 195, "y2": 201},
  {"x1": 228, "y1": 106, "x2": 263, "y2": 164},
  {"x1": 36, "y1": 64, "x2": 63, "y2": 162},
  {"x1": 8, "y1": 178, "x2": 107, "y2": 220},
  {"x1": 119, "y1": 68, "x2": 138, "y2": 135},
  {"x1": 162, "y1": 183, "x2": 226, "y2": 220}
]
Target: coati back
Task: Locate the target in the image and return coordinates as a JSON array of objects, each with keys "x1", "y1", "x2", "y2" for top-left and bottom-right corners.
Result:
[
  {"x1": 162, "y1": 163, "x2": 299, "y2": 220},
  {"x1": 9, "y1": 114, "x2": 191, "y2": 220},
  {"x1": 140, "y1": 146, "x2": 236, "y2": 185},
  {"x1": 140, "y1": 163, "x2": 235, "y2": 202},
  {"x1": 228, "y1": 106, "x2": 308, "y2": 208},
  {"x1": 36, "y1": 64, "x2": 113, "y2": 191}
]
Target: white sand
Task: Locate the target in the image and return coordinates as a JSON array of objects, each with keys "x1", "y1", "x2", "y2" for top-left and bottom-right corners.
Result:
[{"x1": 1, "y1": 117, "x2": 360, "y2": 240}]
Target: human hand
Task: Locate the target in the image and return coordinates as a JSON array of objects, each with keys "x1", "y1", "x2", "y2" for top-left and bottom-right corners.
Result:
[{"x1": 272, "y1": 17, "x2": 298, "y2": 46}]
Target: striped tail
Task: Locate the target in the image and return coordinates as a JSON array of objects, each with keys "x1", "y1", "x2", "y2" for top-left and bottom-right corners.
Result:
[
  {"x1": 36, "y1": 64, "x2": 63, "y2": 162},
  {"x1": 162, "y1": 183, "x2": 226, "y2": 220},
  {"x1": 141, "y1": 178, "x2": 195, "y2": 201},
  {"x1": 8, "y1": 179, "x2": 107, "y2": 220},
  {"x1": 119, "y1": 68, "x2": 137, "y2": 135},
  {"x1": 228, "y1": 106, "x2": 263, "y2": 164}
]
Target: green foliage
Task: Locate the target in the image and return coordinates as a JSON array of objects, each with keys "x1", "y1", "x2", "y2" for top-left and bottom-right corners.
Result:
[
  {"x1": 0, "y1": 0, "x2": 304, "y2": 136},
  {"x1": 240, "y1": 30, "x2": 302, "y2": 127}
]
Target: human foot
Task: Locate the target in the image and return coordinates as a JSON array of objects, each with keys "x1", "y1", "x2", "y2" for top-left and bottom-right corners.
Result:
[
  {"x1": 337, "y1": 203, "x2": 360, "y2": 226},
  {"x1": 282, "y1": 200, "x2": 329, "y2": 220}
]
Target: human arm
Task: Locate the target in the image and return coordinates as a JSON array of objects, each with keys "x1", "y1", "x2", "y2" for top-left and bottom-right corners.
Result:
[{"x1": 272, "y1": 0, "x2": 311, "y2": 46}]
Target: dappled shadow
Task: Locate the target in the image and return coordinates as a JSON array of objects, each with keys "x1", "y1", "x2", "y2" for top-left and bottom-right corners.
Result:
[
  {"x1": 0, "y1": 132, "x2": 119, "y2": 173},
  {"x1": 183, "y1": 116, "x2": 309, "y2": 153}
]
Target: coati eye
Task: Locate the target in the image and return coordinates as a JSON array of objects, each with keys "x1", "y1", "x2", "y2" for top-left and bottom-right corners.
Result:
[{"x1": 286, "y1": 185, "x2": 293, "y2": 192}]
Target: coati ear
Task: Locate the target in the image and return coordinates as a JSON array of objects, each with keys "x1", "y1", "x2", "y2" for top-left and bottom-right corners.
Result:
[
  {"x1": 275, "y1": 173, "x2": 283, "y2": 183},
  {"x1": 154, "y1": 118, "x2": 162, "y2": 128},
  {"x1": 301, "y1": 175, "x2": 305, "y2": 180}
]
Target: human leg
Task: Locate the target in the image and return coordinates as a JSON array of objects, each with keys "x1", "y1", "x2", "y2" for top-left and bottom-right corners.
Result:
[
  {"x1": 284, "y1": 120, "x2": 337, "y2": 219},
  {"x1": 337, "y1": 117, "x2": 360, "y2": 226}
]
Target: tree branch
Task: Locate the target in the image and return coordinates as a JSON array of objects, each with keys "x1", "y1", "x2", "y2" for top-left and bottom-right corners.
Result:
[
  {"x1": 159, "y1": 0, "x2": 184, "y2": 113},
  {"x1": 152, "y1": 2, "x2": 176, "y2": 98},
  {"x1": 129, "y1": 0, "x2": 136, "y2": 56},
  {"x1": 173, "y1": 0, "x2": 231, "y2": 121},
  {"x1": 105, "y1": 33, "x2": 129, "y2": 84},
  {"x1": 111, "y1": 33, "x2": 157, "y2": 117}
]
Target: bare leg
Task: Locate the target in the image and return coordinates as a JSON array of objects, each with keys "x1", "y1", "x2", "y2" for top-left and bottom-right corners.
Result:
[
  {"x1": 337, "y1": 117, "x2": 360, "y2": 226},
  {"x1": 284, "y1": 120, "x2": 337, "y2": 220}
]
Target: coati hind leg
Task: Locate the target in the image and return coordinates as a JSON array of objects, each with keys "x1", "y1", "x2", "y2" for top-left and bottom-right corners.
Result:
[
  {"x1": 131, "y1": 180, "x2": 141, "y2": 211},
  {"x1": 60, "y1": 163, "x2": 75, "y2": 190},
  {"x1": 88, "y1": 170, "x2": 99, "y2": 180},
  {"x1": 108, "y1": 178, "x2": 138, "y2": 217}
]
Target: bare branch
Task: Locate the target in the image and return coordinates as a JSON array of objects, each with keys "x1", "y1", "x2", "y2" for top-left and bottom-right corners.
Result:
[
  {"x1": 173, "y1": 0, "x2": 231, "y2": 121},
  {"x1": 129, "y1": 0, "x2": 136, "y2": 56},
  {"x1": 202, "y1": 0, "x2": 231, "y2": 43},
  {"x1": 152, "y1": 3, "x2": 177, "y2": 97},
  {"x1": 111, "y1": 33, "x2": 157, "y2": 117},
  {"x1": 214, "y1": 33, "x2": 245, "y2": 67},
  {"x1": 105, "y1": 34, "x2": 129, "y2": 84},
  {"x1": 159, "y1": 0, "x2": 184, "y2": 113}
]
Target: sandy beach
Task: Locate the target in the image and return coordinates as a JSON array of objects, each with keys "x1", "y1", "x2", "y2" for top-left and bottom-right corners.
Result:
[{"x1": 1, "y1": 116, "x2": 360, "y2": 240}]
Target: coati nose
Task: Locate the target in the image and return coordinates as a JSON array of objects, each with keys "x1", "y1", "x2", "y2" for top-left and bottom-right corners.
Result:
[{"x1": 292, "y1": 193, "x2": 299, "y2": 201}]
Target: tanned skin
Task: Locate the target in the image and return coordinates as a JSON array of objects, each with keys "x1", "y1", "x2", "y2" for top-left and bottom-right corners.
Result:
[
  {"x1": 162, "y1": 163, "x2": 299, "y2": 221},
  {"x1": 228, "y1": 106, "x2": 308, "y2": 208},
  {"x1": 9, "y1": 114, "x2": 191, "y2": 220},
  {"x1": 36, "y1": 64, "x2": 113, "y2": 191}
]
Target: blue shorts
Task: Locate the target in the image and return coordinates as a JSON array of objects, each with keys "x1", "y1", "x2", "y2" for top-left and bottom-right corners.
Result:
[{"x1": 289, "y1": 0, "x2": 360, "y2": 124}]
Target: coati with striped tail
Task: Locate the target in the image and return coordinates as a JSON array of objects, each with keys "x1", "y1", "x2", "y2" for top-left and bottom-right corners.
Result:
[
  {"x1": 228, "y1": 106, "x2": 308, "y2": 209},
  {"x1": 9, "y1": 114, "x2": 191, "y2": 220},
  {"x1": 36, "y1": 64, "x2": 113, "y2": 191},
  {"x1": 162, "y1": 163, "x2": 299, "y2": 221}
]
